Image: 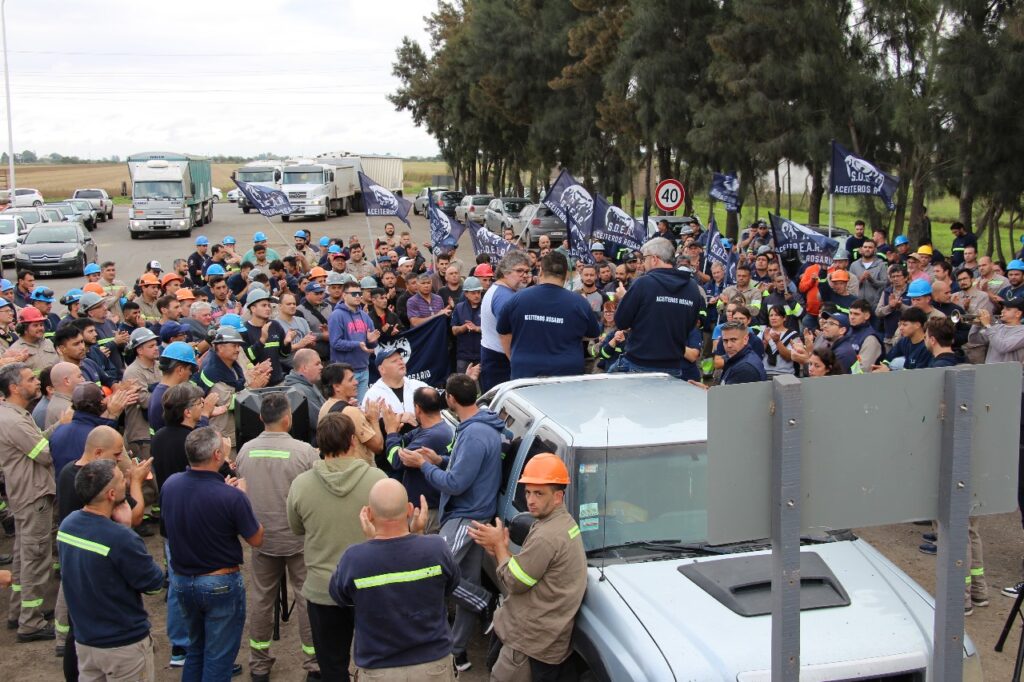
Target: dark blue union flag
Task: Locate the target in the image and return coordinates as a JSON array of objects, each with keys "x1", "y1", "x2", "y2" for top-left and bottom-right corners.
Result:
[
  {"x1": 358, "y1": 171, "x2": 412, "y2": 227},
  {"x1": 233, "y1": 179, "x2": 295, "y2": 217},
  {"x1": 368, "y1": 316, "x2": 450, "y2": 387},
  {"x1": 829, "y1": 141, "x2": 899, "y2": 210},
  {"x1": 709, "y1": 172, "x2": 742, "y2": 213},
  {"x1": 769, "y1": 213, "x2": 839, "y2": 266},
  {"x1": 542, "y1": 169, "x2": 596, "y2": 264},
  {"x1": 428, "y1": 188, "x2": 467, "y2": 256}
]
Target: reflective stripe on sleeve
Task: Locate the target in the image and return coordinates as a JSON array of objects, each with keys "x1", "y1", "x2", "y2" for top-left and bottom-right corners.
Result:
[
  {"x1": 507, "y1": 556, "x2": 537, "y2": 587},
  {"x1": 568, "y1": 525, "x2": 581, "y2": 539},
  {"x1": 354, "y1": 564, "x2": 442, "y2": 589},
  {"x1": 56, "y1": 531, "x2": 111, "y2": 557},
  {"x1": 27, "y1": 438, "x2": 48, "y2": 460}
]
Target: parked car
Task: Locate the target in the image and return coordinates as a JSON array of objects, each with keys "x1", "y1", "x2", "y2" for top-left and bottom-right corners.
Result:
[
  {"x1": 467, "y1": 374, "x2": 983, "y2": 681},
  {"x1": 434, "y1": 190, "x2": 464, "y2": 217},
  {"x1": 41, "y1": 206, "x2": 69, "y2": 224},
  {"x1": 2, "y1": 206, "x2": 51, "y2": 230},
  {"x1": 412, "y1": 186, "x2": 449, "y2": 215},
  {"x1": 212, "y1": 187, "x2": 223, "y2": 202},
  {"x1": 646, "y1": 215, "x2": 702, "y2": 241},
  {"x1": 15, "y1": 221, "x2": 98, "y2": 276},
  {"x1": 227, "y1": 188, "x2": 241, "y2": 203},
  {"x1": 66, "y1": 198, "x2": 98, "y2": 230},
  {"x1": 0, "y1": 214, "x2": 26, "y2": 263},
  {"x1": 12, "y1": 188, "x2": 44, "y2": 208},
  {"x1": 514, "y1": 203, "x2": 567, "y2": 247},
  {"x1": 47, "y1": 202, "x2": 90, "y2": 230},
  {"x1": 484, "y1": 197, "x2": 531, "y2": 233},
  {"x1": 72, "y1": 188, "x2": 114, "y2": 221},
  {"x1": 455, "y1": 194, "x2": 494, "y2": 224}
]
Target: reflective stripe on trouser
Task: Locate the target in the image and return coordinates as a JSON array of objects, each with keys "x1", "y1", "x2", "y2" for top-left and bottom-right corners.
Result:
[
  {"x1": 247, "y1": 549, "x2": 317, "y2": 676},
  {"x1": 966, "y1": 516, "x2": 988, "y2": 601},
  {"x1": 54, "y1": 583, "x2": 69, "y2": 645},
  {"x1": 13, "y1": 495, "x2": 54, "y2": 633}
]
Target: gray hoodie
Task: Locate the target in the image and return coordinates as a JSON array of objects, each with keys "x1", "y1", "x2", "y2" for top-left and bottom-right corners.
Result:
[{"x1": 287, "y1": 457, "x2": 386, "y2": 604}]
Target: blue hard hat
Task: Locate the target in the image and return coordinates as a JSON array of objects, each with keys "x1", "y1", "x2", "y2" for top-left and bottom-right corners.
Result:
[
  {"x1": 319, "y1": 236, "x2": 330, "y2": 247},
  {"x1": 0, "y1": 298, "x2": 11, "y2": 310},
  {"x1": 205, "y1": 264, "x2": 226, "y2": 277},
  {"x1": 195, "y1": 235, "x2": 209, "y2": 246},
  {"x1": 223, "y1": 235, "x2": 236, "y2": 245},
  {"x1": 894, "y1": 235, "x2": 909, "y2": 246},
  {"x1": 220, "y1": 313, "x2": 247, "y2": 332},
  {"x1": 293, "y1": 230, "x2": 307, "y2": 239},
  {"x1": 83, "y1": 263, "x2": 101, "y2": 276},
  {"x1": 0, "y1": 278, "x2": 12, "y2": 292},
  {"x1": 60, "y1": 288, "x2": 84, "y2": 306},
  {"x1": 907, "y1": 279, "x2": 932, "y2": 297},
  {"x1": 160, "y1": 341, "x2": 197, "y2": 366},
  {"x1": 30, "y1": 286, "x2": 54, "y2": 303},
  {"x1": 720, "y1": 238, "x2": 732, "y2": 249},
  {"x1": 254, "y1": 231, "x2": 267, "y2": 243},
  {"x1": 328, "y1": 244, "x2": 341, "y2": 254},
  {"x1": 1008, "y1": 260, "x2": 1024, "y2": 273}
]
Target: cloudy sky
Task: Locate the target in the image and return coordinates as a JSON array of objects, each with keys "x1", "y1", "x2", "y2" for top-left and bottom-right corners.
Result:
[{"x1": 1, "y1": 0, "x2": 439, "y2": 159}]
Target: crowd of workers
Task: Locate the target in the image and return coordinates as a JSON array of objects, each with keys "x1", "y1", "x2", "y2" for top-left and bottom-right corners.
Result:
[{"x1": 0, "y1": 214, "x2": 1018, "y2": 681}]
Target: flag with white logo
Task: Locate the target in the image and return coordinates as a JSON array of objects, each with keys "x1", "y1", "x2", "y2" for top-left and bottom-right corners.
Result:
[
  {"x1": 709, "y1": 172, "x2": 742, "y2": 213},
  {"x1": 468, "y1": 221, "x2": 516, "y2": 259},
  {"x1": 829, "y1": 141, "x2": 899, "y2": 210},
  {"x1": 233, "y1": 179, "x2": 295, "y2": 217},
  {"x1": 358, "y1": 171, "x2": 412, "y2": 227},
  {"x1": 427, "y1": 189, "x2": 467, "y2": 256},
  {"x1": 769, "y1": 213, "x2": 839, "y2": 266},
  {"x1": 542, "y1": 169, "x2": 596, "y2": 264}
]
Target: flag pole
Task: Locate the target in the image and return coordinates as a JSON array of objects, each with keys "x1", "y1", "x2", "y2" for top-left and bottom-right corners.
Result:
[
  {"x1": 828, "y1": 193, "x2": 834, "y2": 239},
  {"x1": 364, "y1": 214, "x2": 374, "y2": 256}
]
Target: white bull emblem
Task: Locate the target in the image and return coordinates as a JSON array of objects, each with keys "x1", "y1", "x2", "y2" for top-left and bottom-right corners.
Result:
[
  {"x1": 370, "y1": 184, "x2": 399, "y2": 211},
  {"x1": 844, "y1": 155, "x2": 885, "y2": 191},
  {"x1": 561, "y1": 184, "x2": 594, "y2": 227}
]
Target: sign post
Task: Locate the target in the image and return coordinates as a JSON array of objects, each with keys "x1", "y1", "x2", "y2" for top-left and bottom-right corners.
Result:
[{"x1": 654, "y1": 178, "x2": 685, "y2": 213}]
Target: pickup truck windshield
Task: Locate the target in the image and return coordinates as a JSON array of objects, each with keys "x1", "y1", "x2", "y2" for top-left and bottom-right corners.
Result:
[
  {"x1": 25, "y1": 226, "x2": 77, "y2": 244},
  {"x1": 574, "y1": 442, "x2": 707, "y2": 552},
  {"x1": 237, "y1": 171, "x2": 275, "y2": 183},
  {"x1": 283, "y1": 171, "x2": 323, "y2": 184},
  {"x1": 134, "y1": 182, "x2": 184, "y2": 200}
]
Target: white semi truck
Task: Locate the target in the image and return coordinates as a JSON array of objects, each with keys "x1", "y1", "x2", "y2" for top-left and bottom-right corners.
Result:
[
  {"x1": 126, "y1": 152, "x2": 214, "y2": 238},
  {"x1": 315, "y1": 152, "x2": 405, "y2": 211},
  {"x1": 279, "y1": 158, "x2": 358, "y2": 222},
  {"x1": 233, "y1": 160, "x2": 284, "y2": 214}
]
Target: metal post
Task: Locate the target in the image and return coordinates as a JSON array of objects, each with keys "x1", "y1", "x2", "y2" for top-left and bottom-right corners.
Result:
[
  {"x1": 1, "y1": 0, "x2": 14, "y2": 197},
  {"x1": 933, "y1": 366, "x2": 974, "y2": 682},
  {"x1": 771, "y1": 373, "x2": 802, "y2": 681}
]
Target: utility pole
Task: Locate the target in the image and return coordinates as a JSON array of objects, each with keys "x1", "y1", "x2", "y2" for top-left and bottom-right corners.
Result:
[{"x1": 1, "y1": 0, "x2": 15, "y2": 199}]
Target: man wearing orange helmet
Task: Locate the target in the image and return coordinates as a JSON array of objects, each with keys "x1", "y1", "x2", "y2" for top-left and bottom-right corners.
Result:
[
  {"x1": 10, "y1": 306, "x2": 59, "y2": 376},
  {"x1": 136, "y1": 273, "x2": 163, "y2": 328},
  {"x1": 468, "y1": 453, "x2": 586, "y2": 682}
]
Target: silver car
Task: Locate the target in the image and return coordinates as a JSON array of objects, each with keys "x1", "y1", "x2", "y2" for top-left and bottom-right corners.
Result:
[
  {"x1": 471, "y1": 374, "x2": 982, "y2": 681},
  {"x1": 412, "y1": 186, "x2": 449, "y2": 215},
  {"x1": 484, "y1": 197, "x2": 530, "y2": 233},
  {"x1": 2, "y1": 206, "x2": 51, "y2": 230},
  {"x1": 45, "y1": 203, "x2": 88, "y2": 230},
  {"x1": 455, "y1": 194, "x2": 494, "y2": 224},
  {"x1": 514, "y1": 203, "x2": 567, "y2": 247}
]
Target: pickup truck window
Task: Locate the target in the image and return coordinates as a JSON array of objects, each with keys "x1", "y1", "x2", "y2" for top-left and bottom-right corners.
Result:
[
  {"x1": 574, "y1": 442, "x2": 707, "y2": 552},
  {"x1": 510, "y1": 431, "x2": 562, "y2": 513},
  {"x1": 74, "y1": 190, "x2": 104, "y2": 199}
]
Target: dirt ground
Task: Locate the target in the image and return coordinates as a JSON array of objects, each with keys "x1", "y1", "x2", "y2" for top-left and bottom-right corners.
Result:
[{"x1": 0, "y1": 513, "x2": 1021, "y2": 681}]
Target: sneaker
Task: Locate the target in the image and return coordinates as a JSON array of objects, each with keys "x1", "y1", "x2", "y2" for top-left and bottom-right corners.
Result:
[
  {"x1": 454, "y1": 652, "x2": 472, "y2": 672},
  {"x1": 169, "y1": 646, "x2": 187, "y2": 667},
  {"x1": 972, "y1": 596, "x2": 990, "y2": 607},
  {"x1": 918, "y1": 542, "x2": 937, "y2": 555},
  {"x1": 922, "y1": 533, "x2": 937, "y2": 543},
  {"x1": 965, "y1": 604, "x2": 974, "y2": 617},
  {"x1": 1002, "y1": 581, "x2": 1024, "y2": 598}
]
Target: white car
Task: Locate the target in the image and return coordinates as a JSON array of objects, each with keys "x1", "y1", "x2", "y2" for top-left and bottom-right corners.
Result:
[
  {"x1": 212, "y1": 187, "x2": 223, "y2": 202},
  {"x1": 11, "y1": 188, "x2": 44, "y2": 208},
  {"x1": 0, "y1": 214, "x2": 26, "y2": 262},
  {"x1": 227, "y1": 188, "x2": 241, "y2": 203}
]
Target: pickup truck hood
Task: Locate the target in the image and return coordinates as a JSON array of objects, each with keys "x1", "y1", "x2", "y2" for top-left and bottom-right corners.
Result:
[{"x1": 594, "y1": 540, "x2": 939, "y2": 680}]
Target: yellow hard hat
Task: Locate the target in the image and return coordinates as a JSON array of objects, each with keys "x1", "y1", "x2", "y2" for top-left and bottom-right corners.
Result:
[{"x1": 917, "y1": 244, "x2": 933, "y2": 256}]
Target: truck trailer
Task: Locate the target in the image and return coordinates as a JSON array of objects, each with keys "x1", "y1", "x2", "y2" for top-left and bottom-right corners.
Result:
[
  {"x1": 126, "y1": 152, "x2": 213, "y2": 238},
  {"x1": 315, "y1": 151, "x2": 405, "y2": 212},
  {"x1": 279, "y1": 158, "x2": 358, "y2": 221}
]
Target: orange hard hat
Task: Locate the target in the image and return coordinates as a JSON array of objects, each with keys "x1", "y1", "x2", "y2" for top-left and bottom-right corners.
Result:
[
  {"x1": 161, "y1": 272, "x2": 183, "y2": 287},
  {"x1": 139, "y1": 273, "x2": 160, "y2": 286},
  {"x1": 517, "y1": 453, "x2": 570, "y2": 486},
  {"x1": 18, "y1": 306, "x2": 44, "y2": 323},
  {"x1": 82, "y1": 283, "x2": 105, "y2": 296},
  {"x1": 175, "y1": 288, "x2": 196, "y2": 301},
  {"x1": 309, "y1": 266, "x2": 328, "y2": 279}
]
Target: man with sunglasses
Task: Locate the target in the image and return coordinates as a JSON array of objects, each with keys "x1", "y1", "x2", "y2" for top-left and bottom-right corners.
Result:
[{"x1": 328, "y1": 283, "x2": 380, "y2": 402}]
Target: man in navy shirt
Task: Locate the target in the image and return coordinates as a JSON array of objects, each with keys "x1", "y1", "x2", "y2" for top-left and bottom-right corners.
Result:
[
  {"x1": 330, "y1": 479, "x2": 458, "y2": 680},
  {"x1": 496, "y1": 252, "x2": 600, "y2": 379},
  {"x1": 719, "y1": 321, "x2": 767, "y2": 385},
  {"x1": 58, "y1": 459, "x2": 164, "y2": 682},
  {"x1": 161, "y1": 427, "x2": 264, "y2": 680}
]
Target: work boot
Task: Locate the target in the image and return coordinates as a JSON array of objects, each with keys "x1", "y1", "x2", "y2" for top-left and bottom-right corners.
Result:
[{"x1": 17, "y1": 625, "x2": 55, "y2": 643}]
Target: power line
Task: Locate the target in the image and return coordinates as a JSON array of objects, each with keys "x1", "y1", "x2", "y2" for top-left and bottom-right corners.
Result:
[{"x1": 9, "y1": 48, "x2": 394, "y2": 57}]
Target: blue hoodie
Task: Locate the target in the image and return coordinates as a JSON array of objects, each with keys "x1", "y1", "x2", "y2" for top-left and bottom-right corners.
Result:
[
  {"x1": 327, "y1": 303, "x2": 376, "y2": 370},
  {"x1": 614, "y1": 267, "x2": 706, "y2": 369},
  {"x1": 421, "y1": 409, "x2": 504, "y2": 523}
]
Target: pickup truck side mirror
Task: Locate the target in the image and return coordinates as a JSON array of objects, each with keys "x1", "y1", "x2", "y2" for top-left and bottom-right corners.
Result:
[{"x1": 507, "y1": 511, "x2": 537, "y2": 547}]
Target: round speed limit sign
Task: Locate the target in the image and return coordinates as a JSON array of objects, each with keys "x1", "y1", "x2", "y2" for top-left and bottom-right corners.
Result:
[{"x1": 654, "y1": 179, "x2": 685, "y2": 212}]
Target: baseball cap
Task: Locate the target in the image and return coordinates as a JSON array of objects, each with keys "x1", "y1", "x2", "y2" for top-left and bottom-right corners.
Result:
[
  {"x1": 375, "y1": 347, "x2": 401, "y2": 367},
  {"x1": 175, "y1": 288, "x2": 195, "y2": 301},
  {"x1": 833, "y1": 249, "x2": 850, "y2": 261},
  {"x1": 820, "y1": 310, "x2": 850, "y2": 328},
  {"x1": 147, "y1": 260, "x2": 163, "y2": 271},
  {"x1": 305, "y1": 282, "x2": 325, "y2": 294},
  {"x1": 878, "y1": 244, "x2": 892, "y2": 254},
  {"x1": 398, "y1": 256, "x2": 414, "y2": 267},
  {"x1": 473, "y1": 263, "x2": 494, "y2": 278},
  {"x1": 463, "y1": 276, "x2": 483, "y2": 292},
  {"x1": 756, "y1": 245, "x2": 774, "y2": 256},
  {"x1": 1003, "y1": 297, "x2": 1024, "y2": 310},
  {"x1": 159, "y1": 322, "x2": 187, "y2": 343}
]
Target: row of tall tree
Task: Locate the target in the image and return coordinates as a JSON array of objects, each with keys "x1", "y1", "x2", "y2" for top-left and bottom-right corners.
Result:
[{"x1": 390, "y1": 0, "x2": 1024, "y2": 251}]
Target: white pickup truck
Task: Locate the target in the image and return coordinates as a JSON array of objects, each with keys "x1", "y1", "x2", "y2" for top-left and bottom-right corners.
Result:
[{"x1": 72, "y1": 188, "x2": 114, "y2": 222}]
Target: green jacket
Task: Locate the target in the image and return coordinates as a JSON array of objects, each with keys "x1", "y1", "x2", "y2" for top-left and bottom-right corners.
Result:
[{"x1": 287, "y1": 457, "x2": 386, "y2": 605}]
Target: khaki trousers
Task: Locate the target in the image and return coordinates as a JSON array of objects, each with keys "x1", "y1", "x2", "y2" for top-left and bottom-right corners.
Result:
[
  {"x1": 248, "y1": 549, "x2": 317, "y2": 675},
  {"x1": 491, "y1": 646, "x2": 533, "y2": 682},
  {"x1": 9, "y1": 494, "x2": 53, "y2": 633},
  {"x1": 355, "y1": 655, "x2": 455, "y2": 681},
  {"x1": 77, "y1": 634, "x2": 155, "y2": 682}
]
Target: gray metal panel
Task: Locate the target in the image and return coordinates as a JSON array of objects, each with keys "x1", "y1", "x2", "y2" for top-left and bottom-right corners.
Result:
[
  {"x1": 707, "y1": 363, "x2": 1021, "y2": 545},
  {"x1": 771, "y1": 374, "x2": 802, "y2": 681}
]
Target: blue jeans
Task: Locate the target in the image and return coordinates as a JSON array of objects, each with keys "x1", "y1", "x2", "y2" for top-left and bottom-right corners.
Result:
[
  {"x1": 610, "y1": 355, "x2": 683, "y2": 379},
  {"x1": 171, "y1": 571, "x2": 246, "y2": 682},
  {"x1": 354, "y1": 369, "x2": 369, "y2": 403},
  {"x1": 164, "y1": 542, "x2": 189, "y2": 650}
]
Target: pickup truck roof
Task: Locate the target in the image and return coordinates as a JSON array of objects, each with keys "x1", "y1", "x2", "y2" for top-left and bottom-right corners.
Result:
[{"x1": 495, "y1": 374, "x2": 708, "y2": 447}]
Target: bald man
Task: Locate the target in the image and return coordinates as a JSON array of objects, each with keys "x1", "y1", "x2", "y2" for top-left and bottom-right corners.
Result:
[
  {"x1": 54, "y1": 425, "x2": 151, "y2": 663},
  {"x1": 46, "y1": 362, "x2": 84, "y2": 429},
  {"x1": 329, "y1": 480, "x2": 458, "y2": 679},
  {"x1": 282, "y1": 347, "x2": 325, "y2": 444}
]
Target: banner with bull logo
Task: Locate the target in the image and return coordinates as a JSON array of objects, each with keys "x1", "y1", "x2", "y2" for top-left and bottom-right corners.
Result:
[
  {"x1": 829, "y1": 141, "x2": 899, "y2": 210},
  {"x1": 467, "y1": 221, "x2": 517, "y2": 260},
  {"x1": 709, "y1": 172, "x2": 742, "y2": 213},
  {"x1": 368, "y1": 315, "x2": 450, "y2": 387},
  {"x1": 768, "y1": 213, "x2": 839, "y2": 266},
  {"x1": 232, "y1": 179, "x2": 295, "y2": 217},
  {"x1": 541, "y1": 169, "x2": 596, "y2": 264},
  {"x1": 705, "y1": 217, "x2": 737, "y2": 283},
  {"x1": 358, "y1": 171, "x2": 413, "y2": 227},
  {"x1": 427, "y1": 188, "x2": 467, "y2": 256},
  {"x1": 596, "y1": 205, "x2": 645, "y2": 253}
]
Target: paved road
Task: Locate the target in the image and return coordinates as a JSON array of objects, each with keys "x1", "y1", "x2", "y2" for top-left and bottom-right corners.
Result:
[{"x1": 0, "y1": 204, "x2": 1022, "y2": 680}]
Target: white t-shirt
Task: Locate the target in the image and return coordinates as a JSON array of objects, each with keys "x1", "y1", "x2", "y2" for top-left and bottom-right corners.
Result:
[
  {"x1": 480, "y1": 282, "x2": 517, "y2": 353},
  {"x1": 361, "y1": 376, "x2": 429, "y2": 415}
]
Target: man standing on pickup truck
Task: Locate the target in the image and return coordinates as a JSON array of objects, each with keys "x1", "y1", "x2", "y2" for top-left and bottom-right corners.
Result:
[{"x1": 469, "y1": 453, "x2": 586, "y2": 681}]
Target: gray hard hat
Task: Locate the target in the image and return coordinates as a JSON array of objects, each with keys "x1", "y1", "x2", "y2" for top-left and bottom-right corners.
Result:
[
  {"x1": 463, "y1": 276, "x2": 483, "y2": 292},
  {"x1": 78, "y1": 291, "x2": 106, "y2": 312},
  {"x1": 212, "y1": 326, "x2": 245, "y2": 345},
  {"x1": 127, "y1": 327, "x2": 158, "y2": 350},
  {"x1": 245, "y1": 288, "x2": 272, "y2": 308}
]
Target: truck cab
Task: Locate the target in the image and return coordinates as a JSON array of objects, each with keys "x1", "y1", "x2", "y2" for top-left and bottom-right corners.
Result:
[
  {"x1": 280, "y1": 159, "x2": 357, "y2": 221},
  {"x1": 126, "y1": 152, "x2": 213, "y2": 238},
  {"x1": 234, "y1": 162, "x2": 283, "y2": 214},
  {"x1": 469, "y1": 374, "x2": 982, "y2": 681}
]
